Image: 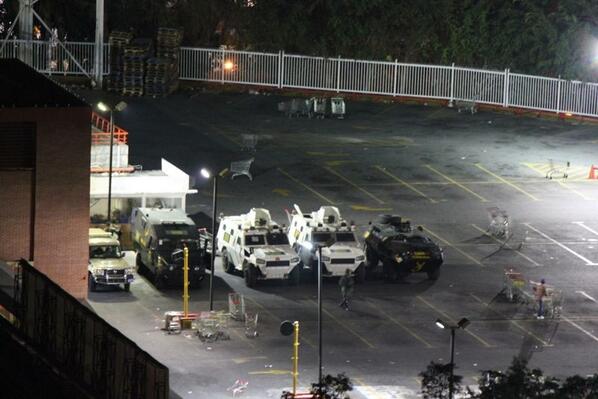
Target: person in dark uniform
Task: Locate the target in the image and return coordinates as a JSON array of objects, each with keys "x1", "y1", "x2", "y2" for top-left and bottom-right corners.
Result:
[{"x1": 339, "y1": 268, "x2": 354, "y2": 311}]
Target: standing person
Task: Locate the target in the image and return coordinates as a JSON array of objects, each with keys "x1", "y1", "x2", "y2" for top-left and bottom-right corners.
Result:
[
  {"x1": 531, "y1": 278, "x2": 547, "y2": 319},
  {"x1": 339, "y1": 269, "x2": 354, "y2": 311}
]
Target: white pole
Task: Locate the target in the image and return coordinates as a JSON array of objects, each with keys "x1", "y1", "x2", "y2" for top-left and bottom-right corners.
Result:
[
  {"x1": 503, "y1": 68, "x2": 510, "y2": 108},
  {"x1": 556, "y1": 76, "x2": 561, "y2": 115},
  {"x1": 336, "y1": 55, "x2": 341, "y2": 93},
  {"x1": 449, "y1": 63, "x2": 455, "y2": 106},
  {"x1": 392, "y1": 59, "x2": 398, "y2": 97},
  {"x1": 18, "y1": 0, "x2": 33, "y2": 65},
  {"x1": 94, "y1": 0, "x2": 104, "y2": 88}
]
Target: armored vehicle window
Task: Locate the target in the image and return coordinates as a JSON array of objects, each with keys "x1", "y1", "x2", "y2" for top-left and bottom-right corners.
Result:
[
  {"x1": 406, "y1": 236, "x2": 430, "y2": 244},
  {"x1": 313, "y1": 232, "x2": 332, "y2": 243},
  {"x1": 335, "y1": 232, "x2": 356, "y2": 242},
  {"x1": 155, "y1": 224, "x2": 198, "y2": 239},
  {"x1": 245, "y1": 234, "x2": 266, "y2": 245},
  {"x1": 266, "y1": 232, "x2": 289, "y2": 245}
]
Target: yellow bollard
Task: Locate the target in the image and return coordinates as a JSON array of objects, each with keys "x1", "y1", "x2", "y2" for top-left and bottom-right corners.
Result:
[
  {"x1": 182, "y1": 246, "x2": 192, "y2": 329},
  {"x1": 292, "y1": 321, "x2": 300, "y2": 396}
]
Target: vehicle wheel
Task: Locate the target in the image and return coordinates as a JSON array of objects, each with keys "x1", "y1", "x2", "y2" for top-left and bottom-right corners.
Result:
[
  {"x1": 365, "y1": 245, "x2": 379, "y2": 268},
  {"x1": 355, "y1": 263, "x2": 366, "y2": 283},
  {"x1": 190, "y1": 279, "x2": 201, "y2": 289},
  {"x1": 289, "y1": 263, "x2": 302, "y2": 286},
  {"x1": 427, "y1": 268, "x2": 441, "y2": 281},
  {"x1": 222, "y1": 249, "x2": 235, "y2": 274},
  {"x1": 124, "y1": 283, "x2": 131, "y2": 292},
  {"x1": 244, "y1": 264, "x2": 257, "y2": 288},
  {"x1": 135, "y1": 253, "x2": 144, "y2": 273},
  {"x1": 382, "y1": 260, "x2": 397, "y2": 282},
  {"x1": 88, "y1": 273, "x2": 97, "y2": 292}
]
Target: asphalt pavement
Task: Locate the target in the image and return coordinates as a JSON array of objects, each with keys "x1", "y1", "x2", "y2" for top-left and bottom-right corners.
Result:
[{"x1": 80, "y1": 86, "x2": 598, "y2": 399}]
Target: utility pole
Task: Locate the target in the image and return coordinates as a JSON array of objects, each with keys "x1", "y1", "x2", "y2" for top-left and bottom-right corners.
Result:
[
  {"x1": 94, "y1": 0, "x2": 104, "y2": 88},
  {"x1": 18, "y1": 0, "x2": 33, "y2": 65}
]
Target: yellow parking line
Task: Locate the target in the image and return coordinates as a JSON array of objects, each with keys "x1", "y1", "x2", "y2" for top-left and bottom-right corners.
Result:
[
  {"x1": 277, "y1": 168, "x2": 336, "y2": 205},
  {"x1": 229, "y1": 328, "x2": 257, "y2": 349},
  {"x1": 354, "y1": 378, "x2": 388, "y2": 399},
  {"x1": 522, "y1": 162, "x2": 592, "y2": 200},
  {"x1": 425, "y1": 165, "x2": 488, "y2": 202},
  {"x1": 422, "y1": 226, "x2": 483, "y2": 266},
  {"x1": 308, "y1": 299, "x2": 375, "y2": 348},
  {"x1": 324, "y1": 167, "x2": 386, "y2": 205},
  {"x1": 475, "y1": 163, "x2": 539, "y2": 201},
  {"x1": 563, "y1": 316, "x2": 598, "y2": 342},
  {"x1": 470, "y1": 224, "x2": 540, "y2": 266},
  {"x1": 469, "y1": 294, "x2": 550, "y2": 346},
  {"x1": 374, "y1": 166, "x2": 438, "y2": 203},
  {"x1": 246, "y1": 296, "x2": 316, "y2": 349},
  {"x1": 366, "y1": 300, "x2": 434, "y2": 348},
  {"x1": 416, "y1": 296, "x2": 493, "y2": 348}
]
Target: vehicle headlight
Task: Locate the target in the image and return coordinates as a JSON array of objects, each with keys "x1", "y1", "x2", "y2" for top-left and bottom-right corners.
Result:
[
  {"x1": 94, "y1": 269, "x2": 104, "y2": 276},
  {"x1": 364, "y1": 231, "x2": 370, "y2": 239},
  {"x1": 394, "y1": 255, "x2": 403, "y2": 263},
  {"x1": 169, "y1": 265, "x2": 174, "y2": 271},
  {"x1": 321, "y1": 256, "x2": 331, "y2": 262},
  {"x1": 125, "y1": 268, "x2": 134, "y2": 275},
  {"x1": 355, "y1": 255, "x2": 365, "y2": 262},
  {"x1": 291, "y1": 257, "x2": 300, "y2": 263},
  {"x1": 256, "y1": 258, "x2": 266, "y2": 265}
]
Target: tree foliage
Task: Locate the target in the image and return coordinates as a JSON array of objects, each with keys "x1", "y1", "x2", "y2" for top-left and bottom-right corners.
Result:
[
  {"x1": 420, "y1": 361, "x2": 463, "y2": 399},
  {"x1": 310, "y1": 373, "x2": 353, "y2": 399},
  {"x1": 4, "y1": 0, "x2": 598, "y2": 80}
]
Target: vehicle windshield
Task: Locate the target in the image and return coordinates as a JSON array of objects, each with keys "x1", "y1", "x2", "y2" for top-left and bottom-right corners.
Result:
[
  {"x1": 245, "y1": 234, "x2": 266, "y2": 246},
  {"x1": 90, "y1": 245, "x2": 122, "y2": 259},
  {"x1": 266, "y1": 232, "x2": 289, "y2": 245},
  {"x1": 335, "y1": 232, "x2": 356, "y2": 242},
  {"x1": 312, "y1": 232, "x2": 333, "y2": 243}
]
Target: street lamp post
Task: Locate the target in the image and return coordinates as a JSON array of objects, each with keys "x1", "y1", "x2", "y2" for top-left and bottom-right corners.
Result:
[
  {"x1": 97, "y1": 101, "x2": 126, "y2": 225},
  {"x1": 435, "y1": 318, "x2": 470, "y2": 399},
  {"x1": 200, "y1": 167, "x2": 228, "y2": 312}
]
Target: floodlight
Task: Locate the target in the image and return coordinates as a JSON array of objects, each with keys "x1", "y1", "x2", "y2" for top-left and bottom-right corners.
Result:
[
  {"x1": 97, "y1": 101, "x2": 109, "y2": 112},
  {"x1": 435, "y1": 318, "x2": 446, "y2": 329},
  {"x1": 457, "y1": 318, "x2": 470, "y2": 329},
  {"x1": 115, "y1": 101, "x2": 127, "y2": 112},
  {"x1": 200, "y1": 168, "x2": 211, "y2": 179}
]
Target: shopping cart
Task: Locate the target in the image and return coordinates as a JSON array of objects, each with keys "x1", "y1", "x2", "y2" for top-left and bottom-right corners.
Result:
[
  {"x1": 196, "y1": 311, "x2": 230, "y2": 342},
  {"x1": 244, "y1": 312, "x2": 259, "y2": 338},
  {"x1": 538, "y1": 287, "x2": 564, "y2": 319},
  {"x1": 311, "y1": 97, "x2": 326, "y2": 119},
  {"x1": 228, "y1": 293, "x2": 246, "y2": 321},
  {"x1": 503, "y1": 268, "x2": 526, "y2": 302},
  {"x1": 546, "y1": 159, "x2": 569, "y2": 180},
  {"x1": 230, "y1": 158, "x2": 254, "y2": 181},
  {"x1": 241, "y1": 134, "x2": 258, "y2": 153}
]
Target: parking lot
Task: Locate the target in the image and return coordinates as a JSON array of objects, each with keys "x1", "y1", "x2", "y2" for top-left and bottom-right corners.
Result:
[{"x1": 81, "y1": 87, "x2": 598, "y2": 398}]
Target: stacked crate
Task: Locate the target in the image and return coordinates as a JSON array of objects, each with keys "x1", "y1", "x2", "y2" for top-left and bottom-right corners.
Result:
[
  {"x1": 144, "y1": 28, "x2": 182, "y2": 97},
  {"x1": 122, "y1": 39, "x2": 152, "y2": 96},
  {"x1": 106, "y1": 31, "x2": 133, "y2": 92}
]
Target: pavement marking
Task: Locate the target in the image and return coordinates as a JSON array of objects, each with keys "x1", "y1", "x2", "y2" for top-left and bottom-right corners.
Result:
[
  {"x1": 474, "y1": 163, "x2": 539, "y2": 201},
  {"x1": 229, "y1": 328, "x2": 257, "y2": 348},
  {"x1": 524, "y1": 223, "x2": 598, "y2": 266},
  {"x1": 562, "y1": 316, "x2": 598, "y2": 342},
  {"x1": 523, "y1": 162, "x2": 590, "y2": 181},
  {"x1": 277, "y1": 167, "x2": 336, "y2": 205},
  {"x1": 354, "y1": 378, "x2": 388, "y2": 399},
  {"x1": 422, "y1": 226, "x2": 483, "y2": 266},
  {"x1": 469, "y1": 294, "x2": 550, "y2": 346},
  {"x1": 521, "y1": 163, "x2": 591, "y2": 200},
  {"x1": 248, "y1": 369, "x2": 292, "y2": 376},
  {"x1": 425, "y1": 165, "x2": 489, "y2": 202},
  {"x1": 245, "y1": 296, "x2": 316, "y2": 349},
  {"x1": 272, "y1": 188, "x2": 291, "y2": 197},
  {"x1": 576, "y1": 291, "x2": 598, "y2": 303},
  {"x1": 366, "y1": 300, "x2": 434, "y2": 348},
  {"x1": 324, "y1": 166, "x2": 386, "y2": 205},
  {"x1": 416, "y1": 296, "x2": 493, "y2": 348},
  {"x1": 374, "y1": 165, "x2": 438, "y2": 203},
  {"x1": 573, "y1": 221, "x2": 598, "y2": 237},
  {"x1": 308, "y1": 299, "x2": 375, "y2": 349},
  {"x1": 326, "y1": 160, "x2": 357, "y2": 167},
  {"x1": 232, "y1": 356, "x2": 268, "y2": 364},
  {"x1": 350, "y1": 204, "x2": 393, "y2": 212},
  {"x1": 470, "y1": 224, "x2": 540, "y2": 266}
]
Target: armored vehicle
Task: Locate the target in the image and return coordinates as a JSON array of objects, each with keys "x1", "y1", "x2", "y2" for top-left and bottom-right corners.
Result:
[
  {"x1": 131, "y1": 207, "x2": 208, "y2": 289},
  {"x1": 363, "y1": 215, "x2": 443, "y2": 281},
  {"x1": 217, "y1": 208, "x2": 301, "y2": 287},
  {"x1": 88, "y1": 228, "x2": 134, "y2": 292},
  {"x1": 286, "y1": 205, "x2": 366, "y2": 282}
]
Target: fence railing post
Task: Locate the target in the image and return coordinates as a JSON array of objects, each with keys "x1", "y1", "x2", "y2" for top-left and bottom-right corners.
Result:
[
  {"x1": 503, "y1": 68, "x2": 510, "y2": 108},
  {"x1": 336, "y1": 55, "x2": 341, "y2": 93},
  {"x1": 392, "y1": 59, "x2": 398, "y2": 97},
  {"x1": 556, "y1": 76, "x2": 562, "y2": 115},
  {"x1": 278, "y1": 50, "x2": 284, "y2": 89},
  {"x1": 221, "y1": 47, "x2": 225, "y2": 84},
  {"x1": 449, "y1": 62, "x2": 455, "y2": 106}
]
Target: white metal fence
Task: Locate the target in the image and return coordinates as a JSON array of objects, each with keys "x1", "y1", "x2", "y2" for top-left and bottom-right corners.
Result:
[{"x1": 2, "y1": 39, "x2": 598, "y2": 118}]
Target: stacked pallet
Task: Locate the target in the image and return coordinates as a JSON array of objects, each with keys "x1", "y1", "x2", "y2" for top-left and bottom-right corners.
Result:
[
  {"x1": 144, "y1": 28, "x2": 182, "y2": 97},
  {"x1": 122, "y1": 39, "x2": 153, "y2": 96},
  {"x1": 106, "y1": 31, "x2": 133, "y2": 92}
]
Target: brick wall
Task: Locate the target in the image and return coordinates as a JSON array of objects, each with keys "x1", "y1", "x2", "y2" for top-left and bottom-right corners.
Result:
[
  {"x1": 0, "y1": 171, "x2": 33, "y2": 259},
  {"x1": 0, "y1": 107, "x2": 91, "y2": 299}
]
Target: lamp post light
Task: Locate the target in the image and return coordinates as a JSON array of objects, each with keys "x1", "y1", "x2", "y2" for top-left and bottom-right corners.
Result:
[
  {"x1": 200, "y1": 167, "x2": 228, "y2": 312},
  {"x1": 435, "y1": 317, "x2": 470, "y2": 399},
  {"x1": 96, "y1": 101, "x2": 127, "y2": 225},
  {"x1": 301, "y1": 237, "x2": 336, "y2": 395}
]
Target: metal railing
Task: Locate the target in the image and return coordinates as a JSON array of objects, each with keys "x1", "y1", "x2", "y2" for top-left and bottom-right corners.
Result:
[{"x1": 2, "y1": 39, "x2": 598, "y2": 118}]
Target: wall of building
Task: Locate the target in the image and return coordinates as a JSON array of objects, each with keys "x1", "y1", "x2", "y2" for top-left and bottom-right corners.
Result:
[
  {"x1": 0, "y1": 171, "x2": 33, "y2": 259},
  {"x1": 0, "y1": 107, "x2": 91, "y2": 299}
]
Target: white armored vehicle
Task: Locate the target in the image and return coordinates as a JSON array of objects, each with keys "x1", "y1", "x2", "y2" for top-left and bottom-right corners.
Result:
[
  {"x1": 286, "y1": 205, "x2": 366, "y2": 282},
  {"x1": 217, "y1": 208, "x2": 302, "y2": 287}
]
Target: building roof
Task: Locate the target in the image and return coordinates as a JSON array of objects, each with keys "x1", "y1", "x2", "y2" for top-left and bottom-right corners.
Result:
[{"x1": 0, "y1": 59, "x2": 88, "y2": 108}]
